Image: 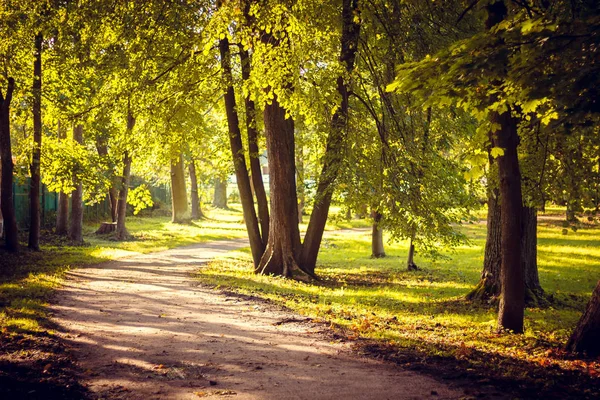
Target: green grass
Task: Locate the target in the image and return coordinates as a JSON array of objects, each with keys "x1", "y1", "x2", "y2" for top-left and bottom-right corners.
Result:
[
  {"x1": 0, "y1": 206, "x2": 248, "y2": 335},
  {"x1": 197, "y1": 210, "x2": 600, "y2": 384}
]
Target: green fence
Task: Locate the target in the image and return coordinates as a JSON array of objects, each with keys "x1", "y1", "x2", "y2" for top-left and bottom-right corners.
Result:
[
  {"x1": 10, "y1": 179, "x2": 169, "y2": 229},
  {"x1": 13, "y1": 179, "x2": 59, "y2": 230}
]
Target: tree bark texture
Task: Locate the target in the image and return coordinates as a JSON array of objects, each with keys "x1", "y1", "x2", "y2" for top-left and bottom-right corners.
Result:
[
  {"x1": 115, "y1": 111, "x2": 135, "y2": 241},
  {"x1": 56, "y1": 192, "x2": 69, "y2": 235},
  {"x1": 240, "y1": 48, "x2": 269, "y2": 241},
  {"x1": 219, "y1": 36, "x2": 264, "y2": 267},
  {"x1": 371, "y1": 210, "x2": 385, "y2": 258},
  {"x1": 68, "y1": 124, "x2": 84, "y2": 244},
  {"x1": 522, "y1": 206, "x2": 543, "y2": 304},
  {"x1": 170, "y1": 153, "x2": 188, "y2": 223},
  {"x1": 467, "y1": 173, "x2": 502, "y2": 301},
  {"x1": 296, "y1": 140, "x2": 305, "y2": 223},
  {"x1": 257, "y1": 99, "x2": 305, "y2": 277},
  {"x1": 492, "y1": 110, "x2": 525, "y2": 333},
  {"x1": 28, "y1": 33, "x2": 43, "y2": 250},
  {"x1": 189, "y1": 160, "x2": 204, "y2": 220},
  {"x1": 300, "y1": 0, "x2": 360, "y2": 273},
  {"x1": 213, "y1": 178, "x2": 228, "y2": 209},
  {"x1": 95, "y1": 139, "x2": 118, "y2": 222},
  {"x1": 56, "y1": 122, "x2": 69, "y2": 234},
  {"x1": 0, "y1": 78, "x2": 18, "y2": 252},
  {"x1": 566, "y1": 280, "x2": 600, "y2": 357},
  {"x1": 407, "y1": 239, "x2": 418, "y2": 271}
]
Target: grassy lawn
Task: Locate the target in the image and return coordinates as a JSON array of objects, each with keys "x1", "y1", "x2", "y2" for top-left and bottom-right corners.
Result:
[
  {"x1": 0, "y1": 206, "x2": 248, "y2": 335},
  {"x1": 197, "y1": 210, "x2": 600, "y2": 396}
]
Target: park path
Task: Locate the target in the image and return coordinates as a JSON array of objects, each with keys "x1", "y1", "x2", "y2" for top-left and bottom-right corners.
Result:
[{"x1": 51, "y1": 238, "x2": 465, "y2": 400}]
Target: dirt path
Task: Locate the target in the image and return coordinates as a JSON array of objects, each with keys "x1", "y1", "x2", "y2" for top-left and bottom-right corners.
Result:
[{"x1": 52, "y1": 239, "x2": 466, "y2": 400}]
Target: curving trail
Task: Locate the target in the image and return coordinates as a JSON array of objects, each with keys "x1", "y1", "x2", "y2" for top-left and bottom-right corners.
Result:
[{"x1": 52, "y1": 239, "x2": 465, "y2": 399}]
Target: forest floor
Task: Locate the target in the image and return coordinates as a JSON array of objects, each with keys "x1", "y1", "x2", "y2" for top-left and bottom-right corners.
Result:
[{"x1": 42, "y1": 238, "x2": 476, "y2": 400}]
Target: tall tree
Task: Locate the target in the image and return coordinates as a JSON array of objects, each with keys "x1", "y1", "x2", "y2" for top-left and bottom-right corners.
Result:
[
  {"x1": 171, "y1": 152, "x2": 189, "y2": 223},
  {"x1": 188, "y1": 159, "x2": 205, "y2": 220},
  {"x1": 28, "y1": 33, "x2": 43, "y2": 250},
  {"x1": 115, "y1": 110, "x2": 135, "y2": 241},
  {"x1": 0, "y1": 78, "x2": 18, "y2": 252},
  {"x1": 300, "y1": 0, "x2": 361, "y2": 274},
  {"x1": 68, "y1": 124, "x2": 84, "y2": 244},
  {"x1": 218, "y1": 33, "x2": 264, "y2": 267}
]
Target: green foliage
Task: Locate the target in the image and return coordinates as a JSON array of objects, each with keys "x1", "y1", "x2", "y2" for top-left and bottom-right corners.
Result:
[
  {"x1": 127, "y1": 184, "x2": 153, "y2": 215},
  {"x1": 40, "y1": 135, "x2": 111, "y2": 204}
]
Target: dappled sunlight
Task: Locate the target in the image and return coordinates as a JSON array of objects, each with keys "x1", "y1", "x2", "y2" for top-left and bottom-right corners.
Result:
[{"x1": 197, "y1": 217, "x2": 600, "y2": 388}]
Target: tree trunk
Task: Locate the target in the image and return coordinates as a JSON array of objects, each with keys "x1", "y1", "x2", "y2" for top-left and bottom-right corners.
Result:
[
  {"x1": 257, "y1": 98, "x2": 307, "y2": 278},
  {"x1": 68, "y1": 124, "x2": 84, "y2": 244},
  {"x1": 371, "y1": 210, "x2": 385, "y2": 258},
  {"x1": 0, "y1": 78, "x2": 18, "y2": 252},
  {"x1": 56, "y1": 192, "x2": 69, "y2": 235},
  {"x1": 300, "y1": 0, "x2": 360, "y2": 273},
  {"x1": 189, "y1": 160, "x2": 204, "y2": 220},
  {"x1": 28, "y1": 33, "x2": 43, "y2": 250},
  {"x1": 95, "y1": 139, "x2": 118, "y2": 223},
  {"x1": 467, "y1": 172, "x2": 502, "y2": 301},
  {"x1": 56, "y1": 121, "x2": 69, "y2": 235},
  {"x1": 240, "y1": 48, "x2": 269, "y2": 240},
  {"x1": 213, "y1": 178, "x2": 228, "y2": 209},
  {"x1": 296, "y1": 139, "x2": 305, "y2": 223},
  {"x1": 170, "y1": 153, "x2": 188, "y2": 223},
  {"x1": 219, "y1": 35, "x2": 264, "y2": 267},
  {"x1": 407, "y1": 239, "x2": 419, "y2": 271},
  {"x1": 566, "y1": 280, "x2": 600, "y2": 357},
  {"x1": 115, "y1": 111, "x2": 135, "y2": 241},
  {"x1": 493, "y1": 109, "x2": 525, "y2": 333},
  {"x1": 522, "y1": 206, "x2": 544, "y2": 304}
]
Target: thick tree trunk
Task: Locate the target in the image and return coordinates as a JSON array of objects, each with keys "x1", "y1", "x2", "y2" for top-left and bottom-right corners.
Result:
[
  {"x1": 189, "y1": 160, "x2": 204, "y2": 220},
  {"x1": 115, "y1": 111, "x2": 135, "y2": 241},
  {"x1": 522, "y1": 206, "x2": 544, "y2": 304},
  {"x1": 68, "y1": 124, "x2": 84, "y2": 244},
  {"x1": 467, "y1": 174, "x2": 502, "y2": 301},
  {"x1": 371, "y1": 210, "x2": 385, "y2": 258},
  {"x1": 219, "y1": 36, "x2": 264, "y2": 267},
  {"x1": 257, "y1": 99, "x2": 307, "y2": 278},
  {"x1": 213, "y1": 178, "x2": 228, "y2": 209},
  {"x1": 300, "y1": 0, "x2": 360, "y2": 273},
  {"x1": 492, "y1": 110, "x2": 525, "y2": 333},
  {"x1": 0, "y1": 78, "x2": 18, "y2": 252},
  {"x1": 566, "y1": 280, "x2": 600, "y2": 357},
  {"x1": 170, "y1": 153, "x2": 188, "y2": 223},
  {"x1": 240, "y1": 48, "x2": 269, "y2": 240},
  {"x1": 28, "y1": 33, "x2": 43, "y2": 250}
]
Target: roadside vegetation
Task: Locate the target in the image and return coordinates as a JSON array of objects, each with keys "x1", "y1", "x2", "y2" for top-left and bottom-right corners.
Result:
[{"x1": 197, "y1": 208, "x2": 600, "y2": 398}]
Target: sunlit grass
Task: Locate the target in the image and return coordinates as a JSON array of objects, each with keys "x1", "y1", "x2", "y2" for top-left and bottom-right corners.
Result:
[{"x1": 198, "y1": 208, "x2": 600, "y2": 382}]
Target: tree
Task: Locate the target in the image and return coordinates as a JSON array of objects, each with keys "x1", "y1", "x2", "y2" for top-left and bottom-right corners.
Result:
[
  {"x1": 299, "y1": 0, "x2": 361, "y2": 274},
  {"x1": 68, "y1": 124, "x2": 84, "y2": 244},
  {"x1": 0, "y1": 78, "x2": 18, "y2": 252},
  {"x1": 218, "y1": 31, "x2": 264, "y2": 267},
  {"x1": 189, "y1": 159, "x2": 205, "y2": 220},
  {"x1": 28, "y1": 33, "x2": 43, "y2": 250},
  {"x1": 566, "y1": 280, "x2": 600, "y2": 358},
  {"x1": 171, "y1": 152, "x2": 189, "y2": 223}
]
